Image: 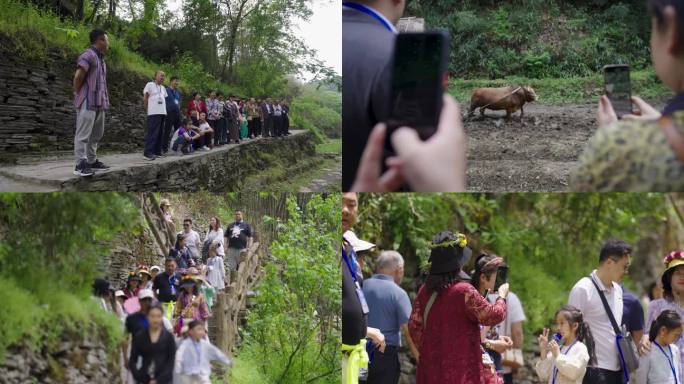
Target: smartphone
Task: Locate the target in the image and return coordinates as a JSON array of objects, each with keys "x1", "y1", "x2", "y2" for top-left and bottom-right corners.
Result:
[
  {"x1": 494, "y1": 265, "x2": 508, "y2": 291},
  {"x1": 385, "y1": 30, "x2": 450, "y2": 152},
  {"x1": 603, "y1": 64, "x2": 632, "y2": 119}
]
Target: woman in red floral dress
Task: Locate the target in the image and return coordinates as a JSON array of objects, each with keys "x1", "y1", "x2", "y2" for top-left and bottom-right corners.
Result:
[{"x1": 408, "y1": 231, "x2": 508, "y2": 384}]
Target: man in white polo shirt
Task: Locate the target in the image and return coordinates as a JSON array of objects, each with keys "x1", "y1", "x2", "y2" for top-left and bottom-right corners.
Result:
[{"x1": 568, "y1": 239, "x2": 632, "y2": 384}]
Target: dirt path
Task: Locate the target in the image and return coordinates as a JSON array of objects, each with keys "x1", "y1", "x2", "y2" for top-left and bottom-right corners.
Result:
[{"x1": 466, "y1": 103, "x2": 597, "y2": 192}]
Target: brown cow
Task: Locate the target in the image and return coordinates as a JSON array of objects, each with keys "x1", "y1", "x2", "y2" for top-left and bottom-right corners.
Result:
[{"x1": 468, "y1": 85, "x2": 537, "y2": 120}]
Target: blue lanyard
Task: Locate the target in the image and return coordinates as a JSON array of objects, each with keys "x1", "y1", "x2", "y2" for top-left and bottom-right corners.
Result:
[
  {"x1": 552, "y1": 340, "x2": 578, "y2": 384},
  {"x1": 342, "y1": 2, "x2": 394, "y2": 33},
  {"x1": 655, "y1": 341, "x2": 679, "y2": 384},
  {"x1": 341, "y1": 246, "x2": 358, "y2": 284}
]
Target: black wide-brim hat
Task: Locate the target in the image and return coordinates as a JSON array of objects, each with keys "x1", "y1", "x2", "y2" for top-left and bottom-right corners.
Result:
[{"x1": 429, "y1": 230, "x2": 472, "y2": 275}]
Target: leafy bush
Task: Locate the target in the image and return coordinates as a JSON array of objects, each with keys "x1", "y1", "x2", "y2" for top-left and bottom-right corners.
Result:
[
  {"x1": 410, "y1": 0, "x2": 654, "y2": 78},
  {"x1": 0, "y1": 193, "x2": 138, "y2": 361},
  {"x1": 290, "y1": 86, "x2": 341, "y2": 140},
  {"x1": 237, "y1": 195, "x2": 340, "y2": 383}
]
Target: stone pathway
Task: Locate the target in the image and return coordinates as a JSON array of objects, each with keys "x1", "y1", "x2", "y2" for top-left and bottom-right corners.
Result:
[{"x1": 0, "y1": 131, "x2": 307, "y2": 191}]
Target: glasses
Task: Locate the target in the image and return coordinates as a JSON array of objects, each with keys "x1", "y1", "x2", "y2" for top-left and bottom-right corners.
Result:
[{"x1": 183, "y1": 224, "x2": 190, "y2": 227}]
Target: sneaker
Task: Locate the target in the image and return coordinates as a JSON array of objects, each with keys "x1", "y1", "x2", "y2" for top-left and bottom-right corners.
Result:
[
  {"x1": 143, "y1": 154, "x2": 155, "y2": 161},
  {"x1": 201, "y1": 146, "x2": 210, "y2": 151},
  {"x1": 73, "y1": 159, "x2": 95, "y2": 177},
  {"x1": 158, "y1": 152, "x2": 167, "y2": 158},
  {"x1": 88, "y1": 159, "x2": 110, "y2": 170}
]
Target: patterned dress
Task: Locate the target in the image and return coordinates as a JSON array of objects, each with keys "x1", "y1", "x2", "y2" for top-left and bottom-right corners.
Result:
[{"x1": 408, "y1": 281, "x2": 507, "y2": 384}]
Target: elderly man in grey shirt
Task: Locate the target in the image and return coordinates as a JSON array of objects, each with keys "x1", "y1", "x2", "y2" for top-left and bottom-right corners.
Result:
[{"x1": 362, "y1": 250, "x2": 419, "y2": 384}]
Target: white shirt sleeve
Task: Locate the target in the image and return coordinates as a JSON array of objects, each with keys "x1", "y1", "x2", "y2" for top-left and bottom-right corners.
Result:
[
  {"x1": 555, "y1": 342, "x2": 590, "y2": 381},
  {"x1": 507, "y1": 292, "x2": 526, "y2": 323},
  {"x1": 568, "y1": 282, "x2": 588, "y2": 314},
  {"x1": 535, "y1": 351, "x2": 554, "y2": 382},
  {"x1": 143, "y1": 82, "x2": 152, "y2": 96}
]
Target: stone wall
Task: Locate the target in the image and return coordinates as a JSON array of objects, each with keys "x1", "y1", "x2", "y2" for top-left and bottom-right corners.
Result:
[
  {"x1": 0, "y1": 333, "x2": 121, "y2": 384},
  {"x1": 0, "y1": 32, "x2": 151, "y2": 156},
  {"x1": 59, "y1": 131, "x2": 316, "y2": 191}
]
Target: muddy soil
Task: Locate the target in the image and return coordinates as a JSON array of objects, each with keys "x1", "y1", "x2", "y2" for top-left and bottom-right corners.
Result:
[{"x1": 465, "y1": 103, "x2": 597, "y2": 192}]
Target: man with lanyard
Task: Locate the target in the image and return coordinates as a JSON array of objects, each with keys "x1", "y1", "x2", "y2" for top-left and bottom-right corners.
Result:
[
  {"x1": 142, "y1": 70, "x2": 168, "y2": 161},
  {"x1": 568, "y1": 239, "x2": 632, "y2": 384},
  {"x1": 342, "y1": 0, "x2": 403, "y2": 191},
  {"x1": 153, "y1": 257, "x2": 181, "y2": 321},
  {"x1": 342, "y1": 192, "x2": 386, "y2": 384},
  {"x1": 72, "y1": 29, "x2": 111, "y2": 177},
  {"x1": 163, "y1": 76, "x2": 181, "y2": 155}
]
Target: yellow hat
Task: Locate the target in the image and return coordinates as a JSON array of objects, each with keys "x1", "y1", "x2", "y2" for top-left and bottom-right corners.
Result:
[{"x1": 664, "y1": 251, "x2": 684, "y2": 271}]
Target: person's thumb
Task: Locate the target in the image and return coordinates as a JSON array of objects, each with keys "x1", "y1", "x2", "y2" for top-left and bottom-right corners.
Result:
[{"x1": 391, "y1": 127, "x2": 422, "y2": 157}]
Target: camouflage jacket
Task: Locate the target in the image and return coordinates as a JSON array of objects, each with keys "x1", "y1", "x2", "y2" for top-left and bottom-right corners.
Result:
[{"x1": 571, "y1": 110, "x2": 684, "y2": 191}]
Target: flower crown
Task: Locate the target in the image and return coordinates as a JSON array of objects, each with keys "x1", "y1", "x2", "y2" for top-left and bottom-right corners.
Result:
[
  {"x1": 430, "y1": 232, "x2": 468, "y2": 249},
  {"x1": 664, "y1": 251, "x2": 684, "y2": 268}
]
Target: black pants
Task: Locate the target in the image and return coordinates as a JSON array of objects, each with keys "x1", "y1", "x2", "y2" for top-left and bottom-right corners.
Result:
[
  {"x1": 162, "y1": 109, "x2": 180, "y2": 152},
  {"x1": 264, "y1": 117, "x2": 273, "y2": 137},
  {"x1": 583, "y1": 368, "x2": 624, "y2": 384},
  {"x1": 366, "y1": 346, "x2": 399, "y2": 384},
  {"x1": 283, "y1": 115, "x2": 289, "y2": 134},
  {"x1": 503, "y1": 373, "x2": 513, "y2": 384},
  {"x1": 144, "y1": 114, "x2": 165, "y2": 157},
  {"x1": 247, "y1": 119, "x2": 255, "y2": 138},
  {"x1": 253, "y1": 118, "x2": 262, "y2": 136},
  {"x1": 216, "y1": 117, "x2": 227, "y2": 145},
  {"x1": 199, "y1": 131, "x2": 213, "y2": 148}
]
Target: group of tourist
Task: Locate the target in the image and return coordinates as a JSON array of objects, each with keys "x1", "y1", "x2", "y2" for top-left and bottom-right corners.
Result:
[
  {"x1": 151, "y1": 78, "x2": 291, "y2": 159},
  {"x1": 342, "y1": 192, "x2": 684, "y2": 384},
  {"x1": 91, "y1": 207, "x2": 253, "y2": 384},
  {"x1": 71, "y1": 28, "x2": 291, "y2": 176}
]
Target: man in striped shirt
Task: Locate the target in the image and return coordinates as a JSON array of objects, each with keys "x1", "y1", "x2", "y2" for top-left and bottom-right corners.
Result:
[{"x1": 72, "y1": 29, "x2": 110, "y2": 177}]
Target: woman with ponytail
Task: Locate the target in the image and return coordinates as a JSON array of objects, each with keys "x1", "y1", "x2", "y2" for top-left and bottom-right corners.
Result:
[
  {"x1": 635, "y1": 309, "x2": 683, "y2": 383},
  {"x1": 535, "y1": 305, "x2": 595, "y2": 384}
]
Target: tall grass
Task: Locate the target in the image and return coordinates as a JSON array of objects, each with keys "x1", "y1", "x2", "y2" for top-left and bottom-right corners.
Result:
[{"x1": 448, "y1": 69, "x2": 672, "y2": 104}]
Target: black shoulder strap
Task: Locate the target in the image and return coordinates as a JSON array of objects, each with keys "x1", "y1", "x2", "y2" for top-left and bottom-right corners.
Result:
[{"x1": 589, "y1": 275, "x2": 622, "y2": 335}]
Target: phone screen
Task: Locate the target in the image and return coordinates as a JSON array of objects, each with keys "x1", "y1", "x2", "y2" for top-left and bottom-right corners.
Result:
[
  {"x1": 386, "y1": 31, "x2": 449, "y2": 149},
  {"x1": 603, "y1": 65, "x2": 632, "y2": 119}
]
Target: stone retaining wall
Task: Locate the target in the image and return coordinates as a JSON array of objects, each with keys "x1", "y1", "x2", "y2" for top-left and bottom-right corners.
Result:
[{"x1": 0, "y1": 33, "x2": 150, "y2": 155}]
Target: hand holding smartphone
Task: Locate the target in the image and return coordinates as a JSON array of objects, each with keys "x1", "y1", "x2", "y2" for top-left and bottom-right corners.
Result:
[
  {"x1": 603, "y1": 64, "x2": 633, "y2": 119},
  {"x1": 385, "y1": 30, "x2": 450, "y2": 153}
]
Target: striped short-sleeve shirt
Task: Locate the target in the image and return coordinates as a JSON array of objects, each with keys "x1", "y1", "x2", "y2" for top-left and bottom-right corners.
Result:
[{"x1": 74, "y1": 46, "x2": 109, "y2": 110}]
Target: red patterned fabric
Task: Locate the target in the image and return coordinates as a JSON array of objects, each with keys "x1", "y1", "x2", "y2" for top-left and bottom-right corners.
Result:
[{"x1": 408, "y1": 281, "x2": 507, "y2": 384}]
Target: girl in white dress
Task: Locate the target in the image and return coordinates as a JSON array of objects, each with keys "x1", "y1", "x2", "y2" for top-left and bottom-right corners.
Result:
[
  {"x1": 536, "y1": 305, "x2": 595, "y2": 384},
  {"x1": 205, "y1": 244, "x2": 226, "y2": 291}
]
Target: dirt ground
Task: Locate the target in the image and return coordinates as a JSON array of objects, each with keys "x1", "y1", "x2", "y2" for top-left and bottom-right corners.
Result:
[{"x1": 465, "y1": 103, "x2": 597, "y2": 192}]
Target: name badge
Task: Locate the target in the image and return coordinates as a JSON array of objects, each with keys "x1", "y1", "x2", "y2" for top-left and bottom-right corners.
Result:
[
  {"x1": 355, "y1": 282, "x2": 369, "y2": 314},
  {"x1": 158, "y1": 100, "x2": 163, "y2": 105},
  {"x1": 174, "y1": 99, "x2": 179, "y2": 105}
]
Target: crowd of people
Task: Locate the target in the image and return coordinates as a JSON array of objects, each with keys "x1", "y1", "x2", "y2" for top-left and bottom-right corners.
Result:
[
  {"x1": 342, "y1": 192, "x2": 684, "y2": 384},
  {"x1": 92, "y1": 207, "x2": 253, "y2": 384},
  {"x1": 343, "y1": 0, "x2": 684, "y2": 192},
  {"x1": 71, "y1": 28, "x2": 291, "y2": 176}
]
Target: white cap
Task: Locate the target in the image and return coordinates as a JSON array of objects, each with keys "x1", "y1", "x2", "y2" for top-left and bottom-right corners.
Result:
[
  {"x1": 138, "y1": 289, "x2": 155, "y2": 300},
  {"x1": 114, "y1": 290, "x2": 125, "y2": 298},
  {"x1": 343, "y1": 230, "x2": 375, "y2": 253},
  {"x1": 150, "y1": 265, "x2": 161, "y2": 272}
]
